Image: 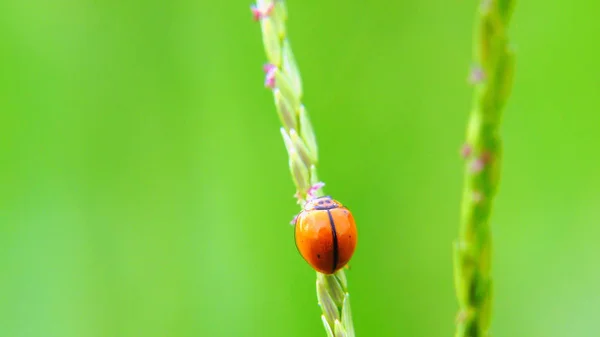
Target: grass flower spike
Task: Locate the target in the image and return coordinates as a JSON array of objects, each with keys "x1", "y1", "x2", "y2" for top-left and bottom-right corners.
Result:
[
  {"x1": 251, "y1": 1, "x2": 356, "y2": 336},
  {"x1": 454, "y1": 1, "x2": 516, "y2": 337}
]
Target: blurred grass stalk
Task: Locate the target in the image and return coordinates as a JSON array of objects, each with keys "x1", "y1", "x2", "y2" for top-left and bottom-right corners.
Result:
[
  {"x1": 454, "y1": 1, "x2": 515, "y2": 336},
  {"x1": 251, "y1": 1, "x2": 355, "y2": 336}
]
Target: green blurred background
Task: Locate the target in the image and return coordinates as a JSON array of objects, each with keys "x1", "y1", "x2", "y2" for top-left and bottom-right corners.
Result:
[{"x1": 1, "y1": 0, "x2": 599, "y2": 336}]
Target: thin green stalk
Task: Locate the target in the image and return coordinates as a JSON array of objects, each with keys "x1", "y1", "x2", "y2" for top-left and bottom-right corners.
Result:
[
  {"x1": 251, "y1": 1, "x2": 355, "y2": 336},
  {"x1": 454, "y1": 1, "x2": 515, "y2": 337}
]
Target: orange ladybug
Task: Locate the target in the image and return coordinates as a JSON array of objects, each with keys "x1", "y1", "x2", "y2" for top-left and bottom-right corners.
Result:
[{"x1": 294, "y1": 196, "x2": 357, "y2": 274}]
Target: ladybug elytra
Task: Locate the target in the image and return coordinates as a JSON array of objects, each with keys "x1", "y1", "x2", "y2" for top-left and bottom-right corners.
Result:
[{"x1": 294, "y1": 196, "x2": 357, "y2": 274}]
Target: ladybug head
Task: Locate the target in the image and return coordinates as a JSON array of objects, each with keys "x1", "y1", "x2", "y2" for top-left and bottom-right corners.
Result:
[{"x1": 306, "y1": 196, "x2": 342, "y2": 211}]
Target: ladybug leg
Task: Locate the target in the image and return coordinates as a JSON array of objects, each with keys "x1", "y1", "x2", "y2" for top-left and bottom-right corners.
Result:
[{"x1": 289, "y1": 214, "x2": 299, "y2": 226}]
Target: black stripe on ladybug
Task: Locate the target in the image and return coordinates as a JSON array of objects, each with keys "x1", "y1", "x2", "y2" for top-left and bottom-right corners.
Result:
[{"x1": 326, "y1": 209, "x2": 339, "y2": 273}]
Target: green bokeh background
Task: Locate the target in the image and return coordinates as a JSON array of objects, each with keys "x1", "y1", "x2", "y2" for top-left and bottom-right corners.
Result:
[{"x1": 1, "y1": 1, "x2": 599, "y2": 336}]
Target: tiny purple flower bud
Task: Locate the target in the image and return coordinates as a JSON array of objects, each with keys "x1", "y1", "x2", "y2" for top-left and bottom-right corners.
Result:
[
  {"x1": 469, "y1": 66, "x2": 486, "y2": 84},
  {"x1": 263, "y1": 63, "x2": 276, "y2": 73},
  {"x1": 250, "y1": 5, "x2": 262, "y2": 21},
  {"x1": 461, "y1": 144, "x2": 472, "y2": 158},
  {"x1": 290, "y1": 214, "x2": 298, "y2": 226},
  {"x1": 470, "y1": 158, "x2": 485, "y2": 173},
  {"x1": 250, "y1": 2, "x2": 275, "y2": 21},
  {"x1": 470, "y1": 151, "x2": 492, "y2": 173},
  {"x1": 307, "y1": 181, "x2": 325, "y2": 200},
  {"x1": 264, "y1": 67, "x2": 276, "y2": 88}
]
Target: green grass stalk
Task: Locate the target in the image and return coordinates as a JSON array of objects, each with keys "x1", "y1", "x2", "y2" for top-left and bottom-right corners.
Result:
[
  {"x1": 251, "y1": 1, "x2": 356, "y2": 336},
  {"x1": 454, "y1": 1, "x2": 516, "y2": 336}
]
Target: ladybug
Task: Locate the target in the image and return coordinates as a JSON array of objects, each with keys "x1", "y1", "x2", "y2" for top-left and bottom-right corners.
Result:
[{"x1": 294, "y1": 196, "x2": 357, "y2": 274}]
